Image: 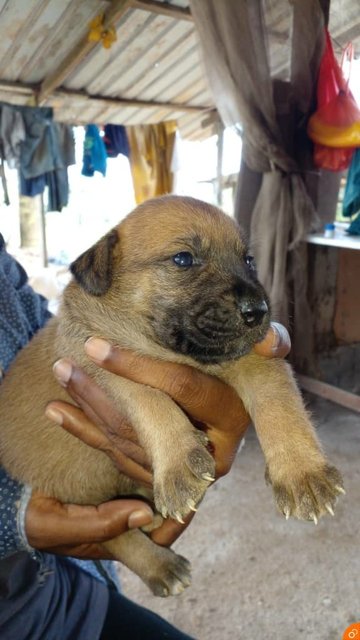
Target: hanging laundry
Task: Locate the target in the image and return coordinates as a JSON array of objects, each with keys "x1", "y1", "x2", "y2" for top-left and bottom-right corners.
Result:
[
  {"x1": 18, "y1": 108, "x2": 74, "y2": 180},
  {"x1": 127, "y1": 121, "x2": 177, "y2": 204},
  {"x1": 19, "y1": 172, "x2": 46, "y2": 198},
  {"x1": 82, "y1": 125, "x2": 107, "y2": 177},
  {"x1": 0, "y1": 104, "x2": 25, "y2": 169},
  {"x1": 0, "y1": 103, "x2": 26, "y2": 204},
  {"x1": 343, "y1": 148, "x2": 360, "y2": 218},
  {"x1": 103, "y1": 124, "x2": 130, "y2": 158},
  {"x1": 46, "y1": 169, "x2": 70, "y2": 212}
]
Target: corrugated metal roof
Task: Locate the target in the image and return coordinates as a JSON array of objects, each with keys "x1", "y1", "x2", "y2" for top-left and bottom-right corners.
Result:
[{"x1": 0, "y1": 0, "x2": 358, "y2": 141}]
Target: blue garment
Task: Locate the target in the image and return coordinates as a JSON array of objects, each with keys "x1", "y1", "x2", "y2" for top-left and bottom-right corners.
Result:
[
  {"x1": 343, "y1": 148, "x2": 360, "y2": 219},
  {"x1": 46, "y1": 168, "x2": 69, "y2": 212},
  {"x1": 103, "y1": 125, "x2": 130, "y2": 159},
  {"x1": 0, "y1": 234, "x2": 51, "y2": 374},
  {"x1": 82, "y1": 125, "x2": 107, "y2": 177},
  {"x1": 0, "y1": 236, "x2": 114, "y2": 638},
  {"x1": 19, "y1": 171, "x2": 46, "y2": 198},
  {"x1": 0, "y1": 553, "x2": 108, "y2": 640}
]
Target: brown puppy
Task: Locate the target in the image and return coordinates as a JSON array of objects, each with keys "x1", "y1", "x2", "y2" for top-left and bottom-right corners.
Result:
[{"x1": 0, "y1": 196, "x2": 343, "y2": 596}]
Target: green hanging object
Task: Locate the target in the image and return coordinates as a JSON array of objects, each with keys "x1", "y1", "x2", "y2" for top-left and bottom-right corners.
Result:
[
  {"x1": 347, "y1": 211, "x2": 360, "y2": 236},
  {"x1": 343, "y1": 148, "x2": 360, "y2": 218}
]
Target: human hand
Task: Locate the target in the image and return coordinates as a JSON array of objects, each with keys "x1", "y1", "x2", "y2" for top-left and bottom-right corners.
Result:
[
  {"x1": 25, "y1": 493, "x2": 155, "y2": 559},
  {"x1": 26, "y1": 362, "x2": 155, "y2": 559},
  {"x1": 45, "y1": 322, "x2": 290, "y2": 547}
]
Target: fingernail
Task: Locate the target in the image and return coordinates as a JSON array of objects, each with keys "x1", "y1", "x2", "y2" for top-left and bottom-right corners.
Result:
[
  {"x1": 85, "y1": 337, "x2": 111, "y2": 362},
  {"x1": 128, "y1": 508, "x2": 154, "y2": 529},
  {"x1": 53, "y1": 359, "x2": 72, "y2": 385},
  {"x1": 271, "y1": 323, "x2": 286, "y2": 351},
  {"x1": 45, "y1": 407, "x2": 63, "y2": 425}
]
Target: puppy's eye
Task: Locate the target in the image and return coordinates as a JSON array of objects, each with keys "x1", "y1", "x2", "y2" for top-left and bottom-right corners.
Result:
[
  {"x1": 172, "y1": 252, "x2": 194, "y2": 267},
  {"x1": 244, "y1": 255, "x2": 255, "y2": 268}
]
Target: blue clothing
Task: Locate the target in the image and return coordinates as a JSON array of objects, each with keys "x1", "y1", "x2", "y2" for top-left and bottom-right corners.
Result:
[
  {"x1": 19, "y1": 172, "x2": 46, "y2": 198},
  {"x1": 82, "y1": 125, "x2": 107, "y2": 177},
  {"x1": 0, "y1": 553, "x2": 108, "y2": 640},
  {"x1": 0, "y1": 234, "x2": 51, "y2": 374},
  {"x1": 103, "y1": 125, "x2": 130, "y2": 159},
  {"x1": 0, "y1": 235, "x2": 112, "y2": 638}
]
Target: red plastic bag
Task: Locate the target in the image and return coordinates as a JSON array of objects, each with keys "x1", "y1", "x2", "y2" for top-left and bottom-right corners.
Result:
[
  {"x1": 314, "y1": 144, "x2": 353, "y2": 172},
  {"x1": 308, "y1": 31, "x2": 357, "y2": 171}
]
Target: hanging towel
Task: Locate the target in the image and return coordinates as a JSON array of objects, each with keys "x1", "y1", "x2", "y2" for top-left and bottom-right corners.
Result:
[{"x1": 82, "y1": 125, "x2": 107, "y2": 177}]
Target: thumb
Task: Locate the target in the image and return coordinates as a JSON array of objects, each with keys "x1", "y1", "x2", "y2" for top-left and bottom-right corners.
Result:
[{"x1": 26, "y1": 496, "x2": 155, "y2": 548}]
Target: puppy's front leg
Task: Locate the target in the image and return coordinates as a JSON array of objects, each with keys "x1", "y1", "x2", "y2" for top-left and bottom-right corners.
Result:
[
  {"x1": 102, "y1": 529, "x2": 192, "y2": 596},
  {"x1": 223, "y1": 354, "x2": 344, "y2": 522},
  {"x1": 100, "y1": 375, "x2": 215, "y2": 520}
]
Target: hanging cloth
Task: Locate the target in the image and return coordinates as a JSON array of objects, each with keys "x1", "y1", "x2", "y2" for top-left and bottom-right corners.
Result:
[
  {"x1": 0, "y1": 104, "x2": 26, "y2": 169},
  {"x1": 82, "y1": 125, "x2": 107, "y2": 177},
  {"x1": 343, "y1": 148, "x2": 360, "y2": 218},
  {"x1": 127, "y1": 121, "x2": 177, "y2": 204},
  {"x1": 103, "y1": 125, "x2": 130, "y2": 158}
]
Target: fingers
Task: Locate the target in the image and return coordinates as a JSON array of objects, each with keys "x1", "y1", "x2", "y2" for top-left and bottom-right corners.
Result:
[
  {"x1": 53, "y1": 359, "x2": 140, "y2": 445},
  {"x1": 150, "y1": 512, "x2": 195, "y2": 547},
  {"x1": 45, "y1": 401, "x2": 152, "y2": 487},
  {"x1": 26, "y1": 495, "x2": 155, "y2": 549},
  {"x1": 254, "y1": 322, "x2": 291, "y2": 358},
  {"x1": 84, "y1": 338, "x2": 246, "y2": 430}
]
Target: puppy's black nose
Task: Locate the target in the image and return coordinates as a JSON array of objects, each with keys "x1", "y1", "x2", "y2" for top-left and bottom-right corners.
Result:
[{"x1": 239, "y1": 300, "x2": 268, "y2": 327}]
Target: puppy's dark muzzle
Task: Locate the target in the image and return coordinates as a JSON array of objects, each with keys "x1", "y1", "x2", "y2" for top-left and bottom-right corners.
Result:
[{"x1": 238, "y1": 299, "x2": 268, "y2": 328}]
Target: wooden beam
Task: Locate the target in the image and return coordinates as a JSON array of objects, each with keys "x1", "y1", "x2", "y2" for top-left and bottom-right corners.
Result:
[
  {"x1": 38, "y1": 0, "x2": 132, "y2": 105},
  {"x1": 56, "y1": 88, "x2": 210, "y2": 112},
  {"x1": 130, "y1": 0, "x2": 192, "y2": 21},
  {"x1": 297, "y1": 375, "x2": 360, "y2": 414},
  {"x1": 0, "y1": 80, "x2": 209, "y2": 114}
]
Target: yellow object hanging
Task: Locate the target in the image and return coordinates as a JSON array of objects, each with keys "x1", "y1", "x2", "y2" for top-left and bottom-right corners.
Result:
[
  {"x1": 88, "y1": 14, "x2": 117, "y2": 49},
  {"x1": 128, "y1": 121, "x2": 177, "y2": 204}
]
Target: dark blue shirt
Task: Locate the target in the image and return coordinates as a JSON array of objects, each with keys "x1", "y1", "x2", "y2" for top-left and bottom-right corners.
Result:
[{"x1": 0, "y1": 236, "x2": 110, "y2": 639}]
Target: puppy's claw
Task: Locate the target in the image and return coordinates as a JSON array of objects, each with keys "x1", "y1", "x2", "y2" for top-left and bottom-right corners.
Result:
[
  {"x1": 283, "y1": 507, "x2": 290, "y2": 520},
  {"x1": 335, "y1": 485, "x2": 346, "y2": 495},
  {"x1": 174, "y1": 512, "x2": 185, "y2": 524},
  {"x1": 310, "y1": 512, "x2": 318, "y2": 525},
  {"x1": 187, "y1": 500, "x2": 197, "y2": 512},
  {"x1": 202, "y1": 473, "x2": 215, "y2": 483},
  {"x1": 161, "y1": 507, "x2": 168, "y2": 519},
  {"x1": 325, "y1": 503, "x2": 335, "y2": 516}
]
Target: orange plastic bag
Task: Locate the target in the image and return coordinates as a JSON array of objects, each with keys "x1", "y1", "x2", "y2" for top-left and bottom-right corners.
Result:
[
  {"x1": 314, "y1": 144, "x2": 353, "y2": 172},
  {"x1": 308, "y1": 31, "x2": 358, "y2": 170}
]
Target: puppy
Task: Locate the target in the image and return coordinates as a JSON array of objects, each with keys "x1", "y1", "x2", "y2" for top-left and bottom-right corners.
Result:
[{"x1": 0, "y1": 196, "x2": 344, "y2": 596}]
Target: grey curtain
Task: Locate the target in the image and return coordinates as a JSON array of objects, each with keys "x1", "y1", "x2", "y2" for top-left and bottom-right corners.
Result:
[{"x1": 190, "y1": 0, "x2": 327, "y2": 368}]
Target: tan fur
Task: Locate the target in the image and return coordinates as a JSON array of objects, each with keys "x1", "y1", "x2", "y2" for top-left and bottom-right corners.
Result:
[{"x1": 0, "y1": 196, "x2": 343, "y2": 596}]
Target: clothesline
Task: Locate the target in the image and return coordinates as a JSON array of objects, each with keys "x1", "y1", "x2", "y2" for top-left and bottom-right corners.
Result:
[{"x1": 0, "y1": 102, "x2": 179, "y2": 213}]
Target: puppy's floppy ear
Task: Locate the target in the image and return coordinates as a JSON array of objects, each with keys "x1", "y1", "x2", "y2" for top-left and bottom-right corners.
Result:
[{"x1": 70, "y1": 229, "x2": 119, "y2": 296}]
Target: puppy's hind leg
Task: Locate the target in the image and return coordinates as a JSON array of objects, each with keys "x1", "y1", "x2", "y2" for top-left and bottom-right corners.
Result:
[{"x1": 102, "y1": 530, "x2": 192, "y2": 597}]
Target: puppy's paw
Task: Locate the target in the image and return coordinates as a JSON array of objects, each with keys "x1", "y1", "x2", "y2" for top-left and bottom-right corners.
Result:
[
  {"x1": 154, "y1": 442, "x2": 215, "y2": 521},
  {"x1": 147, "y1": 549, "x2": 192, "y2": 597},
  {"x1": 266, "y1": 463, "x2": 345, "y2": 523}
]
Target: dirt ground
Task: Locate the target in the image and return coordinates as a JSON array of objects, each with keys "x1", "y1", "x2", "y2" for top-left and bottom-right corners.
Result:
[{"x1": 120, "y1": 395, "x2": 360, "y2": 640}]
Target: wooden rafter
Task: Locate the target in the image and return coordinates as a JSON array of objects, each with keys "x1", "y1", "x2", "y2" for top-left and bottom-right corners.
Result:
[
  {"x1": 56, "y1": 88, "x2": 209, "y2": 113},
  {"x1": 38, "y1": 0, "x2": 131, "y2": 104},
  {"x1": 0, "y1": 80, "x2": 209, "y2": 115},
  {"x1": 131, "y1": 0, "x2": 192, "y2": 21},
  {"x1": 38, "y1": 0, "x2": 192, "y2": 106}
]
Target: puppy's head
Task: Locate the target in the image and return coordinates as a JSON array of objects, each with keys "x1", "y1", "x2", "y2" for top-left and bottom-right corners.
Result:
[{"x1": 70, "y1": 195, "x2": 270, "y2": 364}]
